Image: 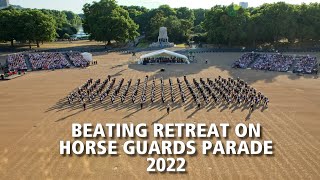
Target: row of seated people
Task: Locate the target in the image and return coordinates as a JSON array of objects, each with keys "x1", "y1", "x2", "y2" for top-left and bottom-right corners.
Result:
[
  {"x1": 142, "y1": 57, "x2": 186, "y2": 64},
  {"x1": 293, "y1": 56, "x2": 318, "y2": 74},
  {"x1": 7, "y1": 54, "x2": 28, "y2": 71},
  {"x1": 67, "y1": 52, "x2": 90, "y2": 67},
  {"x1": 29, "y1": 53, "x2": 71, "y2": 70},
  {"x1": 252, "y1": 54, "x2": 294, "y2": 72},
  {"x1": 232, "y1": 53, "x2": 257, "y2": 68}
]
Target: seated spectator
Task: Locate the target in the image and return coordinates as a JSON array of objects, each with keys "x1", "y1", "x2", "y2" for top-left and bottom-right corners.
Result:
[
  {"x1": 7, "y1": 54, "x2": 27, "y2": 71},
  {"x1": 67, "y1": 52, "x2": 89, "y2": 67},
  {"x1": 294, "y1": 56, "x2": 318, "y2": 74},
  {"x1": 252, "y1": 54, "x2": 294, "y2": 72},
  {"x1": 233, "y1": 53, "x2": 256, "y2": 68},
  {"x1": 29, "y1": 53, "x2": 70, "y2": 70}
]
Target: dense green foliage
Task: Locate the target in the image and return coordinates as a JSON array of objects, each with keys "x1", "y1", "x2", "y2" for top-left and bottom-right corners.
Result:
[
  {"x1": 83, "y1": 0, "x2": 139, "y2": 46},
  {"x1": 121, "y1": 2, "x2": 320, "y2": 47},
  {"x1": 121, "y1": 5, "x2": 195, "y2": 43},
  {"x1": 1, "y1": 1, "x2": 320, "y2": 48},
  {"x1": 204, "y1": 2, "x2": 320, "y2": 47},
  {"x1": 40, "y1": 9, "x2": 82, "y2": 39},
  {"x1": 0, "y1": 9, "x2": 56, "y2": 47},
  {"x1": 0, "y1": 7, "x2": 82, "y2": 47},
  {"x1": 204, "y1": 4, "x2": 249, "y2": 46}
]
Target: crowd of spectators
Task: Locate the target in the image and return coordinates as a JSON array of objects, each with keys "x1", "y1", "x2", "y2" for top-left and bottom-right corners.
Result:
[
  {"x1": 7, "y1": 54, "x2": 28, "y2": 71},
  {"x1": 29, "y1": 53, "x2": 71, "y2": 70},
  {"x1": 294, "y1": 56, "x2": 318, "y2": 74},
  {"x1": 233, "y1": 53, "x2": 319, "y2": 74},
  {"x1": 252, "y1": 54, "x2": 294, "y2": 72},
  {"x1": 232, "y1": 53, "x2": 257, "y2": 68},
  {"x1": 5, "y1": 52, "x2": 92, "y2": 72},
  {"x1": 67, "y1": 52, "x2": 89, "y2": 67}
]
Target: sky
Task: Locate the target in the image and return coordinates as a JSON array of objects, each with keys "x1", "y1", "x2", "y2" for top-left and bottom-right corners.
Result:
[{"x1": 9, "y1": 0, "x2": 320, "y2": 13}]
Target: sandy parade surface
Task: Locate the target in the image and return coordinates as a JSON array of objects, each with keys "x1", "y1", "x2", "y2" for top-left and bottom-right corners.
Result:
[{"x1": 0, "y1": 51, "x2": 319, "y2": 179}]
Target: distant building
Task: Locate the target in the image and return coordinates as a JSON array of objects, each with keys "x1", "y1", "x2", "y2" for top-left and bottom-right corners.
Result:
[
  {"x1": 0, "y1": 0, "x2": 9, "y2": 9},
  {"x1": 239, "y1": 2, "x2": 248, "y2": 9}
]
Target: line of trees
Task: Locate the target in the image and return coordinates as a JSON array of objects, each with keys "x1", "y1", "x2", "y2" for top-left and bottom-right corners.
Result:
[
  {"x1": 119, "y1": 2, "x2": 320, "y2": 47},
  {"x1": 40, "y1": 9, "x2": 82, "y2": 39},
  {"x1": 0, "y1": 7, "x2": 82, "y2": 47},
  {"x1": 82, "y1": 0, "x2": 200, "y2": 45},
  {"x1": 1, "y1": 1, "x2": 320, "y2": 49},
  {"x1": 121, "y1": 5, "x2": 196, "y2": 43},
  {"x1": 204, "y1": 2, "x2": 320, "y2": 47}
]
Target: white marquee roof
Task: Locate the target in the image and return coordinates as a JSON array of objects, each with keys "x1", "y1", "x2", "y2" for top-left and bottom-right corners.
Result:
[
  {"x1": 81, "y1": 52, "x2": 93, "y2": 61},
  {"x1": 140, "y1": 49, "x2": 188, "y2": 60}
]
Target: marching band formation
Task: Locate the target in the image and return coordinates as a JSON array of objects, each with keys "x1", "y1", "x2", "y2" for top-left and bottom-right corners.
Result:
[{"x1": 67, "y1": 75, "x2": 269, "y2": 113}]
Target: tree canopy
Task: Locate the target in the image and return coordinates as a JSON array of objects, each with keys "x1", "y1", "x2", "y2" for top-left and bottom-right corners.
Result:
[
  {"x1": 21, "y1": 10, "x2": 57, "y2": 47},
  {"x1": 203, "y1": 2, "x2": 320, "y2": 47},
  {"x1": 40, "y1": 9, "x2": 82, "y2": 39},
  {"x1": 204, "y1": 4, "x2": 249, "y2": 46},
  {"x1": 83, "y1": 0, "x2": 139, "y2": 46},
  {"x1": 0, "y1": 9, "x2": 56, "y2": 47},
  {"x1": 120, "y1": 2, "x2": 320, "y2": 47},
  {"x1": 1, "y1": 1, "x2": 320, "y2": 49}
]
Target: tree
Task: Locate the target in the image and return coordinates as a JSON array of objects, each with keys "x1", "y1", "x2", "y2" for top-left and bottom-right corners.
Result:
[
  {"x1": 0, "y1": 9, "x2": 21, "y2": 47},
  {"x1": 21, "y1": 10, "x2": 56, "y2": 48},
  {"x1": 143, "y1": 5, "x2": 195, "y2": 43},
  {"x1": 203, "y1": 6, "x2": 227, "y2": 45},
  {"x1": 256, "y1": 2, "x2": 296, "y2": 45},
  {"x1": 157, "y1": 5, "x2": 176, "y2": 17},
  {"x1": 204, "y1": 5, "x2": 249, "y2": 46},
  {"x1": 57, "y1": 24, "x2": 77, "y2": 39},
  {"x1": 175, "y1": 7, "x2": 195, "y2": 22},
  {"x1": 193, "y1": 9, "x2": 207, "y2": 26},
  {"x1": 147, "y1": 11, "x2": 166, "y2": 41},
  {"x1": 63, "y1": 10, "x2": 82, "y2": 27},
  {"x1": 83, "y1": 0, "x2": 139, "y2": 47},
  {"x1": 0, "y1": 9, "x2": 56, "y2": 48},
  {"x1": 164, "y1": 16, "x2": 185, "y2": 43},
  {"x1": 295, "y1": 3, "x2": 320, "y2": 42},
  {"x1": 193, "y1": 9, "x2": 207, "y2": 34},
  {"x1": 121, "y1": 6, "x2": 149, "y2": 34},
  {"x1": 40, "y1": 9, "x2": 82, "y2": 39},
  {"x1": 63, "y1": 33, "x2": 70, "y2": 39}
]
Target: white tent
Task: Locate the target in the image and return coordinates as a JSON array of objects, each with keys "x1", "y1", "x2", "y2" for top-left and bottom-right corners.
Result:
[
  {"x1": 81, "y1": 52, "x2": 93, "y2": 61},
  {"x1": 139, "y1": 49, "x2": 190, "y2": 64}
]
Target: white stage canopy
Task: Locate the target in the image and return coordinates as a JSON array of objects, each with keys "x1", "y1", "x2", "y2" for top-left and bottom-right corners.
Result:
[{"x1": 139, "y1": 49, "x2": 190, "y2": 64}]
